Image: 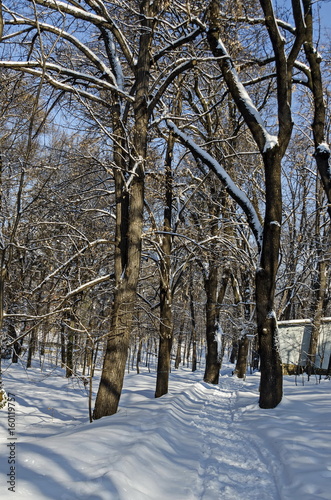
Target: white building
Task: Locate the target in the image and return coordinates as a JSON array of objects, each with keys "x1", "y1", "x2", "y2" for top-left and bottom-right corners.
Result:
[{"x1": 278, "y1": 318, "x2": 331, "y2": 372}]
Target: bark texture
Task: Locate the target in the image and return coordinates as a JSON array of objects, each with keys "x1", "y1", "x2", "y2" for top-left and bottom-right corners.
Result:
[{"x1": 94, "y1": 1, "x2": 167, "y2": 418}]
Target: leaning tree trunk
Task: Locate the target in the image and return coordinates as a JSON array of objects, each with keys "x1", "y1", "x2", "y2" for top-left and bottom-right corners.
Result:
[{"x1": 302, "y1": 3, "x2": 331, "y2": 375}]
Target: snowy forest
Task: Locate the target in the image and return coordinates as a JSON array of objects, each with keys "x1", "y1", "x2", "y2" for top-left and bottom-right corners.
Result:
[{"x1": 0, "y1": 1, "x2": 331, "y2": 498}]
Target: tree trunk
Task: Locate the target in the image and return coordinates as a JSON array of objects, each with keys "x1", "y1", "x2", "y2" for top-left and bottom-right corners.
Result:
[
  {"x1": 155, "y1": 130, "x2": 175, "y2": 398},
  {"x1": 175, "y1": 323, "x2": 183, "y2": 369},
  {"x1": 206, "y1": 0, "x2": 305, "y2": 408},
  {"x1": 155, "y1": 337, "x2": 172, "y2": 397},
  {"x1": 27, "y1": 331, "x2": 37, "y2": 369},
  {"x1": 235, "y1": 336, "x2": 250, "y2": 379},
  {"x1": 203, "y1": 211, "x2": 229, "y2": 383},
  {"x1": 136, "y1": 338, "x2": 142, "y2": 374},
  {"x1": 301, "y1": 1, "x2": 331, "y2": 219},
  {"x1": 307, "y1": 177, "x2": 330, "y2": 375},
  {"x1": 8, "y1": 323, "x2": 22, "y2": 364},
  {"x1": 94, "y1": 1, "x2": 162, "y2": 418},
  {"x1": 204, "y1": 269, "x2": 221, "y2": 384},
  {"x1": 256, "y1": 148, "x2": 283, "y2": 409},
  {"x1": 234, "y1": 269, "x2": 252, "y2": 378},
  {"x1": 190, "y1": 288, "x2": 197, "y2": 372},
  {"x1": 66, "y1": 331, "x2": 74, "y2": 378},
  {"x1": 60, "y1": 326, "x2": 66, "y2": 368},
  {"x1": 155, "y1": 287, "x2": 173, "y2": 397},
  {"x1": 93, "y1": 148, "x2": 144, "y2": 417},
  {"x1": 307, "y1": 254, "x2": 328, "y2": 375}
]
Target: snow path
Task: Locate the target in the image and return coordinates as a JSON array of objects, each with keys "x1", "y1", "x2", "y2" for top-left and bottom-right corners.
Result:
[
  {"x1": 1, "y1": 362, "x2": 331, "y2": 499},
  {"x1": 190, "y1": 379, "x2": 279, "y2": 500}
]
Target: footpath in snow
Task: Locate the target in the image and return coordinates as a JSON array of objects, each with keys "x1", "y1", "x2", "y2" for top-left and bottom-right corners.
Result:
[{"x1": 0, "y1": 361, "x2": 331, "y2": 499}]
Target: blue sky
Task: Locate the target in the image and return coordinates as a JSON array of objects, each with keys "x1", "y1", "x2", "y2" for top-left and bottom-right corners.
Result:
[{"x1": 318, "y1": 0, "x2": 331, "y2": 31}]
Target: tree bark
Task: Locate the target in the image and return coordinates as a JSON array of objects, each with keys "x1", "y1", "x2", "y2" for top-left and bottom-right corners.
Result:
[
  {"x1": 190, "y1": 286, "x2": 197, "y2": 372},
  {"x1": 155, "y1": 130, "x2": 175, "y2": 397},
  {"x1": 307, "y1": 187, "x2": 330, "y2": 375},
  {"x1": 155, "y1": 282, "x2": 173, "y2": 396},
  {"x1": 206, "y1": 0, "x2": 307, "y2": 407},
  {"x1": 234, "y1": 266, "x2": 253, "y2": 378},
  {"x1": 204, "y1": 267, "x2": 221, "y2": 384},
  {"x1": 300, "y1": 0, "x2": 331, "y2": 219},
  {"x1": 94, "y1": 1, "x2": 166, "y2": 418},
  {"x1": 255, "y1": 147, "x2": 283, "y2": 408},
  {"x1": 203, "y1": 189, "x2": 228, "y2": 384},
  {"x1": 175, "y1": 320, "x2": 184, "y2": 369}
]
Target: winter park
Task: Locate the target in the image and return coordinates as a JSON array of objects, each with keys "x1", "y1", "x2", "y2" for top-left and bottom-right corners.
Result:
[{"x1": 0, "y1": 1, "x2": 331, "y2": 499}]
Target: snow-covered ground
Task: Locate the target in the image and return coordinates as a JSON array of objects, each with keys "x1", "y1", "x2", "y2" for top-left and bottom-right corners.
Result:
[{"x1": 1, "y1": 358, "x2": 331, "y2": 499}]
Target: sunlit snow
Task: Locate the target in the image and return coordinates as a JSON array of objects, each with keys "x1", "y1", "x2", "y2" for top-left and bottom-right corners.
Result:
[{"x1": 1, "y1": 359, "x2": 331, "y2": 499}]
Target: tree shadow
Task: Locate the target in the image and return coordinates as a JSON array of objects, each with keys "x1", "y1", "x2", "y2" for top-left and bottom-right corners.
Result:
[{"x1": 12, "y1": 441, "x2": 121, "y2": 500}]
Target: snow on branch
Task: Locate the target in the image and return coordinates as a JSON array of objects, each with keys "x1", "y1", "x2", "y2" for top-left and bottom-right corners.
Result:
[
  {"x1": 217, "y1": 40, "x2": 278, "y2": 153},
  {"x1": 26, "y1": 0, "x2": 135, "y2": 70},
  {"x1": 63, "y1": 274, "x2": 114, "y2": 301},
  {"x1": 167, "y1": 120, "x2": 263, "y2": 252},
  {"x1": 208, "y1": 30, "x2": 278, "y2": 154},
  {"x1": 0, "y1": 60, "x2": 134, "y2": 102},
  {"x1": 5, "y1": 17, "x2": 119, "y2": 87},
  {"x1": 316, "y1": 142, "x2": 330, "y2": 156}
]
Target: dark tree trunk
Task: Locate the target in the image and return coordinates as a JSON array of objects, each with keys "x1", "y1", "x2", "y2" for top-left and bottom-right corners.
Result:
[
  {"x1": 155, "y1": 337, "x2": 172, "y2": 397},
  {"x1": 136, "y1": 338, "x2": 142, "y2": 374},
  {"x1": 155, "y1": 282, "x2": 173, "y2": 396},
  {"x1": 93, "y1": 1, "x2": 164, "y2": 418},
  {"x1": 307, "y1": 251, "x2": 328, "y2": 375},
  {"x1": 234, "y1": 269, "x2": 252, "y2": 378},
  {"x1": 155, "y1": 129, "x2": 175, "y2": 398},
  {"x1": 235, "y1": 336, "x2": 250, "y2": 379},
  {"x1": 203, "y1": 196, "x2": 229, "y2": 383},
  {"x1": 301, "y1": 1, "x2": 331, "y2": 219},
  {"x1": 8, "y1": 323, "x2": 22, "y2": 364},
  {"x1": 66, "y1": 331, "x2": 74, "y2": 378},
  {"x1": 204, "y1": 269, "x2": 221, "y2": 384},
  {"x1": 206, "y1": 0, "x2": 304, "y2": 408},
  {"x1": 27, "y1": 331, "x2": 37, "y2": 369},
  {"x1": 175, "y1": 322, "x2": 183, "y2": 369},
  {"x1": 230, "y1": 341, "x2": 238, "y2": 364},
  {"x1": 93, "y1": 154, "x2": 144, "y2": 417},
  {"x1": 60, "y1": 326, "x2": 66, "y2": 368},
  {"x1": 256, "y1": 148, "x2": 283, "y2": 409},
  {"x1": 190, "y1": 287, "x2": 197, "y2": 372}
]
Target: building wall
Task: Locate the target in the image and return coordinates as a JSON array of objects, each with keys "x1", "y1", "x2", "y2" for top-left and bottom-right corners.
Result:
[{"x1": 278, "y1": 319, "x2": 331, "y2": 371}]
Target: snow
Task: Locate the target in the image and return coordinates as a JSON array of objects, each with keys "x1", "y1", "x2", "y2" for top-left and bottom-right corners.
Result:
[
  {"x1": 266, "y1": 310, "x2": 277, "y2": 319},
  {"x1": 214, "y1": 322, "x2": 223, "y2": 359},
  {"x1": 215, "y1": 39, "x2": 278, "y2": 153},
  {"x1": 1, "y1": 359, "x2": 331, "y2": 499},
  {"x1": 316, "y1": 142, "x2": 330, "y2": 155}
]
